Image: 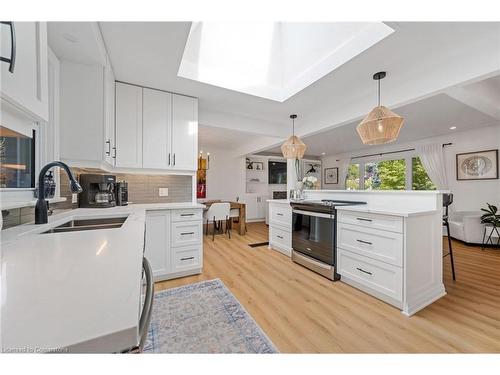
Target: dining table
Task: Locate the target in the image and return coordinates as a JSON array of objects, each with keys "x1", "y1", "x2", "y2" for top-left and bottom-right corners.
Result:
[{"x1": 202, "y1": 200, "x2": 246, "y2": 235}]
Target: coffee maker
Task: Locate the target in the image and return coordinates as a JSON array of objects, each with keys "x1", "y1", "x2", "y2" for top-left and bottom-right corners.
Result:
[
  {"x1": 115, "y1": 180, "x2": 128, "y2": 206},
  {"x1": 79, "y1": 174, "x2": 117, "y2": 208}
]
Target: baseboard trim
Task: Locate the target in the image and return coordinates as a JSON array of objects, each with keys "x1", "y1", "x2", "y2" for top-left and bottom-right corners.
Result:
[{"x1": 402, "y1": 284, "x2": 447, "y2": 316}]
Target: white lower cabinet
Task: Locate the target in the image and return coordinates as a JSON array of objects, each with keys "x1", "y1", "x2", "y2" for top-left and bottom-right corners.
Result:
[
  {"x1": 268, "y1": 201, "x2": 292, "y2": 256},
  {"x1": 144, "y1": 208, "x2": 203, "y2": 281},
  {"x1": 337, "y1": 209, "x2": 445, "y2": 316}
]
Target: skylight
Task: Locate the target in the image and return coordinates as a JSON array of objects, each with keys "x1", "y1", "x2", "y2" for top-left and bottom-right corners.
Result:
[{"x1": 178, "y1": 22, "x2": 394, "y2": 102}]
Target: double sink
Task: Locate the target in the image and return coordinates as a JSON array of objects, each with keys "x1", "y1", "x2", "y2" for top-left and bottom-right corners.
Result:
[{"x1": 42, "y1": 216, "x2": 128, "y2": 234}]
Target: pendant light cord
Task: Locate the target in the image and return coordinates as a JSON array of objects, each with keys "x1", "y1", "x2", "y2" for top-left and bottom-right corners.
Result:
[{"x1": 378, "y1": 78, "x2": 381, "y2": 107}]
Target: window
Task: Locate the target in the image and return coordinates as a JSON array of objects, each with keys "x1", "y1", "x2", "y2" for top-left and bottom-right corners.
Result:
[
  {"x1": 412, "y1": 157, "x2": 436, "y2": 190},
  {"x1": 364, "y1": 159, "x2": 406, "y2": 190},
  {"x1": 346, "y1": 163, "x2": 360, "y2": 190},
  {"x1": 0, "y1": 126, "x2": 36, "y2": 188},
  {"x1": 347, "y1": 155, "x2": 435, "y2": 191}
]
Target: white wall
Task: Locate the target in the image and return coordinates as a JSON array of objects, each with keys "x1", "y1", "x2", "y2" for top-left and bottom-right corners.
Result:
[
  {"x1": 201, "y1": 148, "x2": 246, "y2": 202},
  {"x1": 321, "y1": 125, "x2": 500, "y2": 212}
]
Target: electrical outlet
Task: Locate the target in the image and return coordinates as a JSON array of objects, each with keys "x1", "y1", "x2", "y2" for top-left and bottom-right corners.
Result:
[
  {"x1": 72, "y1": 193, "x2": 78, "y2": 204},
  {"x1": 159, "y1": 188, "x2": 169, "y2": 197}
]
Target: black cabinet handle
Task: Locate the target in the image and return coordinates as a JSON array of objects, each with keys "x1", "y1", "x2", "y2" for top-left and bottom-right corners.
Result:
[
  {"x1": 0, "y1": 22, "x2": 16, "y2": 73},
  {"x1": 112, "y1": 147, "x2": 116, "y2": 159},
  {"x1": 181, "y1": 256, "x2": 195, "y2": 261},
  {"x1": 277, "y1": 213, "x2": 284, "y2": 216},
  {"x1": 356, "y1": 217, "x2": 372, "y2": 222},
  {"x1": 173, "y1": 153, "x2": 176, "y2": 166},
  {"x1": 180, "y1": 213, "x2": 194, "y2": 217},
  {"x1": 181, "y1": 232, "x2": 194, "y2": 236},
  {"x1": 356, "y1": 267, "x2": 373, "y2": 275},
  {"x1": 105, "y1": 140, "x2": 111, "y2": 155},
  {"x1": 168, "y1": 153, "x2": 171, "y2": 166},
  {"x1": 276, "y1": 235, "x2": 283, "y2": 239},
  {"x1": 357, "y1": 239, "x2": 372, "y2": 245}
]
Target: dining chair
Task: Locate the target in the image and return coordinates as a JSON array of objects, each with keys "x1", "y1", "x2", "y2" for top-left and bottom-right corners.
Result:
[
  {"x1": 203, "y1": 203, "x2": 231, "y2": 241},
  {"x1": 443, "y1": 193, "x2": 456, "y2": 281}
]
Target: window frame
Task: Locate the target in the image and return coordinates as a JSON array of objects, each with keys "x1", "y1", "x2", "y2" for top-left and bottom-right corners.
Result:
[{"x1": 348, "y1": 150, "x2": 433, "y2": 191}]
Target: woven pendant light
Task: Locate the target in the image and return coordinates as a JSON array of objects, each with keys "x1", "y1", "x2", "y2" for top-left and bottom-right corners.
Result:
[
  {"x1": 281, "y1": 114, "x2": 307, "y2": 159},
  {"x1": 357, "y1": 72, "x2": 404, "y2": 145}
]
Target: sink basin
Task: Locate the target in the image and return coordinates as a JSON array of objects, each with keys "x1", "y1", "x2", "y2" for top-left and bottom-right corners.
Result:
[{"x1": 42, "y1": 216, "x2": 128, "y2": 234}]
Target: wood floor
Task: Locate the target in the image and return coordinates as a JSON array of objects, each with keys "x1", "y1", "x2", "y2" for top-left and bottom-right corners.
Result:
[{"x1": 155, "y1": 222, "x2": 500, "y2": 353}]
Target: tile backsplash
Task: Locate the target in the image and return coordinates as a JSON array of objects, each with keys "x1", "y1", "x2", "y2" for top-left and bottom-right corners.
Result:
[
  {"x1": 1, "y1": 168, "x2": 192, "y2": 229},
  {"x1": 57, "y1": 168, "x2": 193, "y2": 209}
]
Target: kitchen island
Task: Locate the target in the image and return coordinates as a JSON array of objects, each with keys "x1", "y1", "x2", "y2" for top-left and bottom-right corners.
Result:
[
  {"x1": 0, "y1": 202, "x2": 204, "y2": 353},
  {"x1": 268, "y1": 190, "x2": 445, "y2": 316}
]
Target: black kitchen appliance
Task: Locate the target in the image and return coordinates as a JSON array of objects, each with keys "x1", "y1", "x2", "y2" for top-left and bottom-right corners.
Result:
[
  {"x1": 79, "y1": 174, "x2": 117, "y2": 208},
  {"x1": 115, "y1": 181, "x2": 129, "y2": 206},
  {"x1": 291, "y1": 199, "x2": 366, "y2": 280}
]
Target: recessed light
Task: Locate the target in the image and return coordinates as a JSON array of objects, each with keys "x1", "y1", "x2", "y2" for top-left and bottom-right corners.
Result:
[
  {"x1": 449, "y1": 126, "x2": 457, "y2": 130},
  {"x1": 62, "y1": 33, "x2": 79, "y2": 43},
  {"x1": 321, "y1": 152, "x2": 326, "y2": 155}
]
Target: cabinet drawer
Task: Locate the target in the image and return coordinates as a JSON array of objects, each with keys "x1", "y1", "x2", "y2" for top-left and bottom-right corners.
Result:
[
  {"x1": 172, "y1": 247, "x2": 201, "y2": 272},
  {"x1": 338, "y1": 223, "x2": 403, "y2": 266},
  {"x1": 269, "y1": 225, "x2": 291, "y2": 249},
  {"x1": 338, "y1": 249, "x2": 403, "y2": 302},
  {"x1": 171, "y1": 221, "x2": 202, "y2": 247},
  {"x1": 171, "y1": 209, "x2": 202, "y2": 222},
  {"x1": 269, "y1": 204, "x2": 292, "y2": 229},
  {"x1": 337, "y1": 210, "x2": 403, "y2": 233}
]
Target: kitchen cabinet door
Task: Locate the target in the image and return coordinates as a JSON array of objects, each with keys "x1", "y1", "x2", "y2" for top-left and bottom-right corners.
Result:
[
  {"x1": 103, "y1": 57, "x2": 115, "y2": 166},
  {"x1": 171, "y1": 94, "x2": 197, "y2": 171},
  {"x1": 1, "y1": 22, "x2": 48, "y2": 121},
  {"x1": 115, "y1": 82, "x2": 143, "y2": 168},
  {"x1": 144, "y1": 211, "x2": 171, "y2": 280},
  {"x1": 142, "y1": 88, "x2": 172, "y2": 169},
  {"x1": 59, "y1": 61, "x2": 105, "y2": 163}
]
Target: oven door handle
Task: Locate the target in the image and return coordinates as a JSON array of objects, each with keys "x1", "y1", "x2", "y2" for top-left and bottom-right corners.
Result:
[{"x1": 292, "y1": 209, "x2": 334, "y2": 219}]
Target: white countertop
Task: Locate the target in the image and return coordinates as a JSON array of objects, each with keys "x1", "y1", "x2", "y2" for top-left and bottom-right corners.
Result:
[
  {"x1": 335, "y1": 205, "x2": 440, "y2": 217},
  {"x1": 266, "y1": 198, "x2": 439, "y2": 217},
  {"x1": 0, "y1": 202, "x2": 204, "y2": 353},
  {"x1": 0, "y1": 197, "x2": 67, "y2": 211}
]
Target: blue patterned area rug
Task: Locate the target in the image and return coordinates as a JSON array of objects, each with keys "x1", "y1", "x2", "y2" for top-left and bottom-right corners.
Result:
[{"x1": 143, "y1": 279, "x2": 278, "y2": 353}]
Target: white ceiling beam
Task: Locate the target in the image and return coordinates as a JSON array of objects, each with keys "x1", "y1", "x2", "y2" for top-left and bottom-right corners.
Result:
[
  {"x1": 446, "y1": 87, "x2": 500, "y2": 121},
  {"x1": 199, "y1": 108, "x2": 289, "y2": 137}
]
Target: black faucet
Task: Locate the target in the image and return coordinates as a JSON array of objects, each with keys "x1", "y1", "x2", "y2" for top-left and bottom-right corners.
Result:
[{"x1": 35, "y1": 161, "x2": 83, "y2": 224}]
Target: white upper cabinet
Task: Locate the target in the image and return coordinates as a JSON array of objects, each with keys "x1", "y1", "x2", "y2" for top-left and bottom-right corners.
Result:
[
  {"x1": 103, "y1": 57, "x2": 116, "y2": 166},
  {"x1": 171, "y1": 94, "x2": 198, "y2": 171},
  {"x1": 59, "y1": 61, "x2": 105, "y2": 163},
  {"x1": 143, "y1": 88, "x2": 172, "y2": 169},
  {"x1": 115, "y1": 83, "x2": 198, "y2": 171},
  {"x1": 1, "y1": 22, "x2": 48, "y2": 122},
  {"x1": 115, "y1": 82, "x2": 143, "y2": 168}
]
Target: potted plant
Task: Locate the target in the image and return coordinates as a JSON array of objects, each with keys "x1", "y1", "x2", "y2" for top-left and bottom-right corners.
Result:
[
  {"x1": 481, "y1": 203, "x2": 500, "y2": 228},
  {"x1": 302, "y1": 176, "x2": 318, "y2": 190}
]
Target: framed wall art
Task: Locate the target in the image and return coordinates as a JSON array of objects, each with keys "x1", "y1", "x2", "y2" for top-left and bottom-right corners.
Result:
[
  {"x1": 456, "y1": 149, "x2": 498, "y2": 180},
  {"x1": 324, "y1": 167, "x2": 339, "y2": 184}
]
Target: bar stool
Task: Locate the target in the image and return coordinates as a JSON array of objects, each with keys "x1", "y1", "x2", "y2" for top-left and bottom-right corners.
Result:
[{"x1": 443, "y1": 193, "x2": 456, "y2": 281}]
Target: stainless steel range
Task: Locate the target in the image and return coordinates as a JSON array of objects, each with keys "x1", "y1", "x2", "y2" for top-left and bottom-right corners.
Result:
[{"x1": 291, "y1": 199, "x2": 366, "y2": 280}]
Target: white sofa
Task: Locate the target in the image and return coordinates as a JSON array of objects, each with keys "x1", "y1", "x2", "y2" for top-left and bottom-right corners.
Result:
[{"x1": 448, "y1": 211, "x2": 486, "y2": 245}]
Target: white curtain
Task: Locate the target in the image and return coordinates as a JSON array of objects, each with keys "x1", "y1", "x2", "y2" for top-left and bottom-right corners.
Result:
[
  {"x1": 340, "y1": 158, "x2": 352, "y2": 189},
  {"x1": 415, "y1": 143, "x2": 449, "y2": 189}
]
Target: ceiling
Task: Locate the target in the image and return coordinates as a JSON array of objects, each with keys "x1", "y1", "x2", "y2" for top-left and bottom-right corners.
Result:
[
  {"x1": 198, "y1": 125, "x2": 278, "y2": 151},
  {"x1": 178, "y1": 22, "x2": 393, "y2": 101},
  {"x1": 265, "y1": 93, "x2": 500, "y2": 156},
  {"x1": 48, "y1": 22, "x2": 107, "y2": 65},
  {"x1": 98, "y1": 21, "x2": 500, "y2": 135},
  {"x1": 48, "y1": 22, "x2": 500, "y2": 156}
]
